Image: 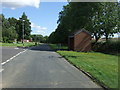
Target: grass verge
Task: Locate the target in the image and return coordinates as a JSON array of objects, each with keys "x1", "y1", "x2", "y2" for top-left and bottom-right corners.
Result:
[
  {"x1": 57, "y1": 51, "x2": 118, "y2": 88},
  {"x1": 1, "y1": 42, "x2": 37, "y2": 47},
  {"x1": 49, "y1": 44, "x2": 68, "y2": 50}
]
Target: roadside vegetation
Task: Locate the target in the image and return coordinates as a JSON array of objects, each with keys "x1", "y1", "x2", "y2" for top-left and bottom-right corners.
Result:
[
  {"x1": 1, "y1": 2, "x2": 119, "y2": 89},
  {"x1": 1, "y1": 42, "x2": 37, "y2": 47},
  {"x1": 48, "y1": 38, "x2": 119, "y2": 89},
  {"x1": 0, "y1": 13, "x2": 48, "y2": 45},
  {"x1": 49, "y1": 44, "x2": 68, "y2": 50},
  {"x1": 49, "y1": 39, "x2": 119, "y2": 55},
  {"x1": 57, "y1": 51, "x2": 118, "y2": 88},
  {"x1": 92, "y1": 40, "x2": 120, "y2": 56},
  {"x1": 48, "y1": 2, "x2": 119, "y2": 44}
]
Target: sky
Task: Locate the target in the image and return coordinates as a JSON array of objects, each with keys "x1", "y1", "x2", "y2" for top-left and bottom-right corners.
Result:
[{"x1": 1, "y1": 0, "x2": 68, "y2": 36}]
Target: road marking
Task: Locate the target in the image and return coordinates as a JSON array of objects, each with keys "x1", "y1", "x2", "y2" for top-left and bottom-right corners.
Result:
[
  {"x1": 14, "y1": 48, "x2": 19, "y2": 49},
  {"x1": 1, "y1": 49, "x2": 27, "y2": 66},
  {"x1": 0, "y1": 69, "x2": 4, "y2": 72}
]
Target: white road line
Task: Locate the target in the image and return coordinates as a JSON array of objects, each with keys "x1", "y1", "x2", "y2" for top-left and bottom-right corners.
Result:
[
  {"x1": 0, "y1": 69, "x2": 4, "y2": 72},
  {"x1": 14, "y1": 48, "x2": 19, "y2": 49},
  {"x1": 1, "y1": 49, "x2": 27, "y2": 66}
]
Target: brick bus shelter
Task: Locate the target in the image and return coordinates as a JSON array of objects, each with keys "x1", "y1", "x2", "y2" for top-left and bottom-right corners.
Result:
[{"x1": 68, "y1": 29, "x2": 91, "y2": 52}]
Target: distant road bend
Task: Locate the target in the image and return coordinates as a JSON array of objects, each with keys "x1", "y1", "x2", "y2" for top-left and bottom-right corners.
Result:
[{"x1": 2, "y1": 44, "x2": 102, "y2": 88}]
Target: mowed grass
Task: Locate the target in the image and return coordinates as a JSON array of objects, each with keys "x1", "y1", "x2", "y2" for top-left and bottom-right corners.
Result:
[
  {"x1": 1, "y1": 42, "x2": 36, "y2": 47},
  {"x1": 49, "y1": 44, "x2": 68, "y2": 50},
  {"x1": 57, "y1": 51, "x2": 118, "y2": 88}
]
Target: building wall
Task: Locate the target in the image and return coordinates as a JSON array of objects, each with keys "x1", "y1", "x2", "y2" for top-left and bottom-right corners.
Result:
[
  {"x1": 69, "y1": 37, "x2": 74, "y2": 50},
  {"x1": 74, "y1": 32, "x2": 91, "y2": 51}
]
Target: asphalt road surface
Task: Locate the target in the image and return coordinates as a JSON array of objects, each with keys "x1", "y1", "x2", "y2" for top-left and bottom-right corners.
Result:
[
  {"x1": 2, "y1": 47, "x2": 24, "y2": 63},
  {"x1": 2, "y1": 44, "x2": 102, "y2": 88}
]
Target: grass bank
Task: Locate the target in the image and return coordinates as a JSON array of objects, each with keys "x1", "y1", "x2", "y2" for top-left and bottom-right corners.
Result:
[
  {"x1": 49, "y1": 44, "x2": 68, "y2": 50},
  {"x1": 57, "y1": 51, "x2": 118, "y2": 88},
  {"x1": 1, "y1": 42, "x2": 37, "y2": 47}
]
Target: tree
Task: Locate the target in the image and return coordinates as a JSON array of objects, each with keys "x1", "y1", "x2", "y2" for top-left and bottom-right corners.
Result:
[
  {"x1": 43, "y1": 36, "x2": 49, "y2": 43},
  {"x1": 85, "y1": 3, "x2": 104, "y2": 42},
  {"x1": 17, "y1": 12, "x2": 31, "y2": 41},
  {"x1": 0, "y1": 14, "x2": 4, "y2": 41},
  {"x1": 51, "y1": 2, "x2": 119, "y2": 44},
  {"x1": 101, "y1": 2, "x2": 118, "y2": 41},
  {"x1": 1, "y1": 14, "x2": 18, "y2": 43},
  {"x1": 2, "y1": 26, "x2": 18, "y2": 43},
  {"x1": 50, "y1": 2, "x2": 100, "y2": 44},
  {"x1": 8, "y1": 17, "x2": 18, "y2": 27},
  {"x1": 1, "y1": 13, "x2": 32, "y2": 43},
  {"x1": 86, "y1": 2, "x2": 119, "y2": 42},
  {"x1": 31, "y1": 34, "x2": 47, "y2": 43},
  {"x1": 48, "y1": 32, "x2": 56, "y2": 43}
]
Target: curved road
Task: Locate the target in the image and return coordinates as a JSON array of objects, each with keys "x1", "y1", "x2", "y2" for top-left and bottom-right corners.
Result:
[{"x1": 2, "y1": 44, "x2": 102, "y2": 88}]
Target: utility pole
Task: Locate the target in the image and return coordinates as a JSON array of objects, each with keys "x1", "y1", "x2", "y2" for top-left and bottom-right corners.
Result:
[{"x1": 22, "y1": 20, "x2": 25, "y2": 46}]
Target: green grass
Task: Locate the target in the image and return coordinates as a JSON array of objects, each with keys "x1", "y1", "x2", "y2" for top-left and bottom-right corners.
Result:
[
  {"x1": 57, "y1": 51, "x2": 118, "y2": 88},
  {"x1": 1, "y1": 42, "x2": 36, "y2": 47},
  {"x1": 49, "y1": 44, "x2": 68, "y2": 50}
]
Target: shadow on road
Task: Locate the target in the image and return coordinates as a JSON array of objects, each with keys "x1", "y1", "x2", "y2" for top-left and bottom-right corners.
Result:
[{"x1": 29, "y1": 44, "x2": 54, "y2": 52}]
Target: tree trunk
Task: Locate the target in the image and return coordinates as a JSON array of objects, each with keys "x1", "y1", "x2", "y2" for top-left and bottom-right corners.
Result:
[
  {"x1": 95, "y1": 35, "x2": 99, "y2": 43},
  {"x1": 105, "y1": 33, "x2": 109, "y2": 42}
]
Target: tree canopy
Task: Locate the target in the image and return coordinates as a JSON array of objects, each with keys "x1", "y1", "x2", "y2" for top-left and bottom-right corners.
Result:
[
  {"x1": 48, "y1": 2, "x2": 119, "y2": 44},
  {"x1": 1, "y1": 12, "x2": 32, "y2": 43}
]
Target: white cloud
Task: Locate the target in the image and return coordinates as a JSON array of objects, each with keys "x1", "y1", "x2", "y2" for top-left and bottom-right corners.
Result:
[
  {"x1": 31, "y1": 22, "x2": 47, "y2": 35},
  {"x1": 1, "y1": 0, "x2": 40, "y2": 9}
]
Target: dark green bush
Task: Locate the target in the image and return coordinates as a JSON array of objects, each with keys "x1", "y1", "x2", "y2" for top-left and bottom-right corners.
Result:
[
  {"x1": 3, "y1": 37, "x2": 9, "y2": 43},
  {"x1": 92, "y1": 40, "x2": 119, "y2": 55},
  {"x1": 8, "y1": 40, "x2": 14, "y2": 43}
]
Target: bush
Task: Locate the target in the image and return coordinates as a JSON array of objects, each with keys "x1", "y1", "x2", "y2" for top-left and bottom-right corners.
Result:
[
  {"x1": 92, "y1": 40, "x2": 120, "y2": 55},
  {"x1": 8, "y1": 40, "x2": 14, "y2": 43},
  {"x1": 3, "y1": 37, "x2": 9, "y2": 43}
]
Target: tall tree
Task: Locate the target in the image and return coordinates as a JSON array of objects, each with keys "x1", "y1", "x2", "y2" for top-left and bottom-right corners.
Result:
[
  {"x1": 101, "y1": 2, "x2": 118, "y2": 41},
  {"x1": 85, "y1": 3, "x2": 104, "y2": 42},
  {"x1": 1, "y1": 14, "x2": 18, "y2": 42},
  {"x1": 17, "y1": 12, "x2": 31, "y2": 41},
  {"x1": 0, "y1": 14, "x2": 4, "y2": 41},
  {"x1": 51, "y1": 2, "x2": 119, "y2": 44},
  {"x1": 50, "y1": 2, "x2": 100, "y2": 44},
  {"x1": 2, "y1": 26, "x2": 18, "y2": 42}
]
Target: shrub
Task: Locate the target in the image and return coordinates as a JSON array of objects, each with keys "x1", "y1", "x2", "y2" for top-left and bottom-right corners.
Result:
[{"x1": 92, "y1": 40, "x2": 119, "y2": 55}]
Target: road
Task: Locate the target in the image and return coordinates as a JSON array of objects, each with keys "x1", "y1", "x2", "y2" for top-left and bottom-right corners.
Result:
[
  {"x1": 2, "y1": 44, "x2": 102, "y2": 88},
  {"x1": 2, "y1": 47, "x2": 24, "y2": 63}
]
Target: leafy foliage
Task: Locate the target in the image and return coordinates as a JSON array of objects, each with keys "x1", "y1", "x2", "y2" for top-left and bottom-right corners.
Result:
[
  {"x1": 1, "y1": 14, "x2": 18, "y2": 42},
  {"x1": 92, "y1": 40, "x2": 120, "y2": 55},
  {"x1": 1, "y1": 12, "x2": 32, "y2": 43},
  {"x1": 49, "y1": 2, "x2": 119, "y2": 44},
  {"x1": 31, "y1": 34, "x2": 48, "y2": 43},
  {"x1": 17, "y1": 12, "x2": 31, "y2": 40}
]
